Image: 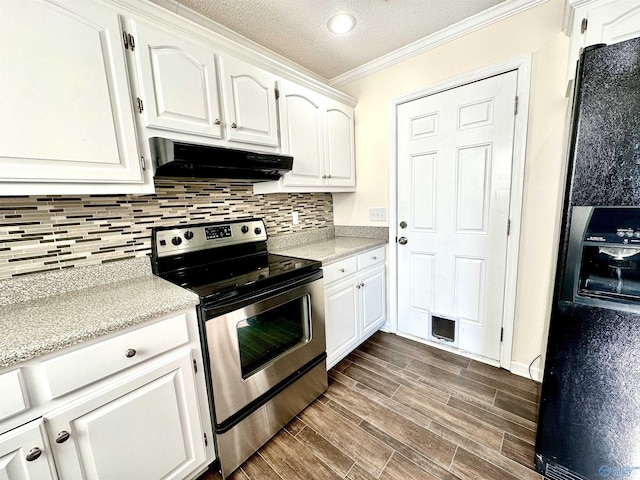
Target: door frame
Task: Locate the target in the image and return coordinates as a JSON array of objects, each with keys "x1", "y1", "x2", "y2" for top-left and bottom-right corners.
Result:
[{"x1": 387, "y1": 54, "x2": 532, "y2": 370}]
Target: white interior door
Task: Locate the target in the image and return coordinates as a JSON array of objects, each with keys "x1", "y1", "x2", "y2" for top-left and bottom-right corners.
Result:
[{"x1": 396, "y1": 71, "x2": 518, "y2": 362}]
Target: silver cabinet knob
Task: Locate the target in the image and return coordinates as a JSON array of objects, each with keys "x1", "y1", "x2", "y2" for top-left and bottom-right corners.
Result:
[
  {"x1": 26, "y1": 447, "x2": 42, "y2": 461},
  {"x1": 214, "y1": 119, "x2": 221, "y2": 125},
  {"x1": 56, "y1": 431, "x2": 70, "y2": 444},
  {"x1": 322, "y1": 175, "x2": 327, "y2": 179},
  {"x1": 327, "y1": 175, "x2": 332, "y2": 179},
  {"x1": 356, "y1": 284, "x2": 361, "y2": 289},
  {"x1": 400, "y1": 221, "x2": 407, "y2": 229},
  {"x1": 372, "y1": 256, "x2": 377, "y2": 260},
  {"x1": 125, "y1": 348, "x2": 137, "y2": 358},
  {"x1": 339, "y1": 268, "x2": 345, "y2": 273},
  {"x1": 231, "y1": 122, "x2": 237, "y2": 129},
  {"x1": 398, "y1": 237, "x2": 408, "y2": 245}
]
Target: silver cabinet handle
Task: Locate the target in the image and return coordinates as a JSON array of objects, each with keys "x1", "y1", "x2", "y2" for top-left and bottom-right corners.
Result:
[
  {"x1": 26, "y1": 447, "x2": 42, "y2": 461},
  {"x1": 214, "y1": 119, "x2": 221, "y2": 125},
  {"x1": 125, "y1": 348, "x2": 137, "y2": 358},
  {"x1": 231, "y1": 122, "x2": 237, "y2": 129},
  {"x1": 398, "y1": 237, "x2": 408, "y2": 245},
  {"x1": 56, "y1": 431, "x2": 70, "y2": 444}
]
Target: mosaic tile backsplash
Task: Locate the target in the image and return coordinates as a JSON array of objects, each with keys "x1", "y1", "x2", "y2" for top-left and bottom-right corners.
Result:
[{"x1": 0, "y1": 180, "x2": 333, "y2": 280}]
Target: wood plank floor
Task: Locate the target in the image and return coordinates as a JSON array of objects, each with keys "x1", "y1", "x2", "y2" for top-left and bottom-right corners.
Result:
[{"x1": 198, "y1": 331, "x2": 543, "y2": 480}]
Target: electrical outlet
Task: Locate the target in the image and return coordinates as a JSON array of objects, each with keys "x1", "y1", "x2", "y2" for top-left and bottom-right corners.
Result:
[
  {"x1": 292, "y1": 212, "x2": 299, "y2": 225},
  {"x1": 369, "y1": 207, "x2": 387, "y2": 222}
]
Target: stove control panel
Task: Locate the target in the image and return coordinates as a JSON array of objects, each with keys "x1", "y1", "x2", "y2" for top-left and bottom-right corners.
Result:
[{"x1": 154, "y1": 219, "x2": 268, "y2": 258}]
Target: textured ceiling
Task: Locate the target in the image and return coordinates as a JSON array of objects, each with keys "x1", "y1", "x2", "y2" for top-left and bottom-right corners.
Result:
[{"x1": 174, "y1": 0, "x2": 506, "y2": 80}]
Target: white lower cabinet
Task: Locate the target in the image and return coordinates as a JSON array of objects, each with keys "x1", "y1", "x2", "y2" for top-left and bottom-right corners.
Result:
[
  {"x1": 324, "y1": 247, "x2": 387, "y2": 369},
  {"x1": 0, "y1": 419, "x2": 57, "y2": 480},
  {"x1": 0, "y1": 309, "x2": 213, "y2": 480},
  {"x1": 46, "y1": 350, "x2": 206, "y2": 480}
]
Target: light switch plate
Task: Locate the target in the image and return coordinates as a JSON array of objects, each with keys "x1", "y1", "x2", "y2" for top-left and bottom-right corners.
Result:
[{"x1": 369, "y1": 207, "x2": 387, "y2": 222}]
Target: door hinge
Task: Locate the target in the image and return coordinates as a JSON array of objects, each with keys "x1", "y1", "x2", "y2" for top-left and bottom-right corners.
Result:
[
  {"x1": 580, "y1": 18, "x2": 588, "y2": 34},
  {"x1": 500, "y1": 327, "x2": 504, "y2": 342},
  {"x1": 122, "y1": 31, "x2": 136, "y2": 51},
  {"x1": 275, "y1": 87, "x2": 280, "y2": 100},
  {"x1": 140, "y1": 156, "x2": 145, "y2": 171},
  {"x1": 193, "y1": 359, "x2": 198, "y2": 374},
  {"x1": 514, "y1": 96, "x2": 519, "y2": 115},
  {"x1": 204, "y1": 433, "x2": 208, "y2": 446},
  {"x1": 136, "y1": 97, "x2": 144, "y2": 114},
  {"x1": 507, "y1": 219, "x2": 511, "y2": 236}
]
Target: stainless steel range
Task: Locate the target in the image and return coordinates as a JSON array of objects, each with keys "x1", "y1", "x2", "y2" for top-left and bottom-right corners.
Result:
[{"x1": 151, "y1": 219, "x2": 327, "y2": 477}]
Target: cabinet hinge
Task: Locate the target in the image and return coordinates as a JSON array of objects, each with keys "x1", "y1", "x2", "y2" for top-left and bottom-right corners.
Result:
[
  {"x1": 136, "y1": 97, "x2": 144, "y2": 114},
  {"x1": 500, "y1": 327, "x2": 504, "y2": 342},
  {"x1": 193, "y1": 359, "x2": 198, "y2": 374},
  {"x1": 514, "y1": 96, "x2": 519, "y2": 115},
  {"x1": 507, "y1": 219, "x2": 511, "y2": 236},
  {"x1": 204, "y1": 433, "x2": 208, "y2": 446},
  {"x1": 140, "y1": 156, "x2": 145, "y2": 171},
  {"x1": 122, "y1": 31, "x2": 136, "y2": 51},
  {"x1": 275, "y1": 87, "x2": 280, "y2": 100},
  {"x1": 580, "y1": 18, "x2": 588, "y2": 34}
]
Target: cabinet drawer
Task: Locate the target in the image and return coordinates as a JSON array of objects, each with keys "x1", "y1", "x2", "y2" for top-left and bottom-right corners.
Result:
[
  {"x1": 323, "y1": 256, "x2": 358, "y2": 285},
  {"x1": 0, "y1": 369, "x2": 29, "y2": 422},
  {"x1": 357, "y1": 247, "x2": 385, "y2": 270},
  {"x1": 41, "y1": 313, "x2": 190, "y2": 399}
]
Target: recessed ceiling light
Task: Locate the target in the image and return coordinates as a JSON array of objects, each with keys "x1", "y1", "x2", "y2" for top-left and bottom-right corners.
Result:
[{"x1": 327, "y1": 13, "x2": 356, "y2": 34}]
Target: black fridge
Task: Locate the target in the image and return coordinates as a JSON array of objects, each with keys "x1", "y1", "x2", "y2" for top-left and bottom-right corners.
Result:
[{"x1": 535, "y1": 37, "x2": 640, "y2": 480}]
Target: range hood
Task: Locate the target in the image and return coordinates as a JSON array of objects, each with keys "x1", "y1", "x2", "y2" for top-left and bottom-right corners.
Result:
[{"x1": 150, "y1": 137, "x2": 293, "y2": 182}]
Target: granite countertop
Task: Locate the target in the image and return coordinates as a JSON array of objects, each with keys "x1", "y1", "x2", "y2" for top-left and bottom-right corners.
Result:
[
  {"x1": 0, "y1": 258, "x2": 199, "y2": 368},
  {"x1": 272, "y1": 236, "x2": 387, "y2": 264}
]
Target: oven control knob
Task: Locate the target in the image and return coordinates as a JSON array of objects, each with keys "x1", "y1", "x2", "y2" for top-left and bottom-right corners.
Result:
[
  {"x1": 635, "y1": 232, "x2": 640, "y2": 238},
  {"x1": 617, "y1": 231, "x2": 625, "y2": 237},
  {"x1": 171, "y1": 236, "x2": 182, "y2": 246},
  {"x1": 254, "y1": 227, "x2": 262, "y2": 235},
  {"x1": 241, "y1": 225, "x2": 249, "y2": 234},
  {"x1": 184, "y1": 231, "x2": 194, "y2": 240}
]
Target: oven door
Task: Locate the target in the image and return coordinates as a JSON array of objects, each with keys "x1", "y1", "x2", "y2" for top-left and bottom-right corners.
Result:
[{"x1": 204, "y1": 276, "x2": 325, "y2": 425}]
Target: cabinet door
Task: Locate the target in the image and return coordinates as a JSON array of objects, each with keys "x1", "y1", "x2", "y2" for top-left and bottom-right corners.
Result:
[
  {"x1": 585, "y1": 0, "x2": 640, "y2": 47},
  {"x1": 360, "y1": 265, "x2": 387, "y2": 338},
  {"x1": 0, "y1": 0, "x2": 143, "y2": 185},
  {"x1": 0, "y1": 419, "x2": 57, "y2": 480},
  {"x1": 279, "y1": 81, "x2": 325, "y2": 187},
  {"x1": 325, "y1": 278, "x2": 359, "y2": 369},
  {"x1": 130, "y1": 18, "x2": 222, "y2": 139},
  {"x1": 219, "y1": 55, "x2": 279, "y2": 147},
  {"x1": 324, "y1": 100, "x2": 356, "y2": 188},
  {"x1": 46, "y1": 350, "x2": 206, "y2": 480}
]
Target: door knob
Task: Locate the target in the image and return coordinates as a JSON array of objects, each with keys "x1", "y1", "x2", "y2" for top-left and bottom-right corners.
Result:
[
  {"x1": 400, "y1": 221, "x2": 407, "y2": 229},
  {"x1": 26, "y1": 447, "x2": 42, "y2": 461},
  {"x1": 55, "y1": 431, "x2": 70, "y2": 444},
  {"x1": 398, "y1": 237, "x2": 408, "y2": 245}
]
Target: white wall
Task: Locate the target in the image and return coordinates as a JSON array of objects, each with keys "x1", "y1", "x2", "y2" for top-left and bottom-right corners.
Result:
[{"x1": 333, "y1": 0, "x2": 571, "y2": 373}]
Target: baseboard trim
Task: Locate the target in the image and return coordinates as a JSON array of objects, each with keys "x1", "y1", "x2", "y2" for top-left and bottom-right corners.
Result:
[{"x1": 510, "y1": 360, "x2": 543, "y2": 382}]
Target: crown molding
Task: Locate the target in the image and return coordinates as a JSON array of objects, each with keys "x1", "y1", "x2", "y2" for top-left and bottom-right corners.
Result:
[{"x1": 329, "y1": 0, "x2": 549, "y2": 88}]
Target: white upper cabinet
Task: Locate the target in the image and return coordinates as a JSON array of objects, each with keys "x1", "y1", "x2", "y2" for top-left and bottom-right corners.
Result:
[
  {"x1": 127, "y1": 18, "x2": 223, "y2": 140},
  {"x1": 280, "y1": 81, "x2": 325, "y2": 187},
  {"x1": 0, "y1": 0, "x2": 149, "y2": 195},
  {"x1": 219, "y1": 55, "x2": 280, "y2": 148},
  {"x1": 324, "y1": 99, "x2": 356, "y2": 188},
  {"x1": 254, "y1": 81, "x2": 356, "y2": 193},
  {"x1": 565, "y1": 0, "x2": 640, "y2": 82}
]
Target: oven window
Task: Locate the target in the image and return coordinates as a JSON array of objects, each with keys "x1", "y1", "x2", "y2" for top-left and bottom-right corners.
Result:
[{"x1": 236, "y1": 294, "x2": 311, "y2": 379}]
